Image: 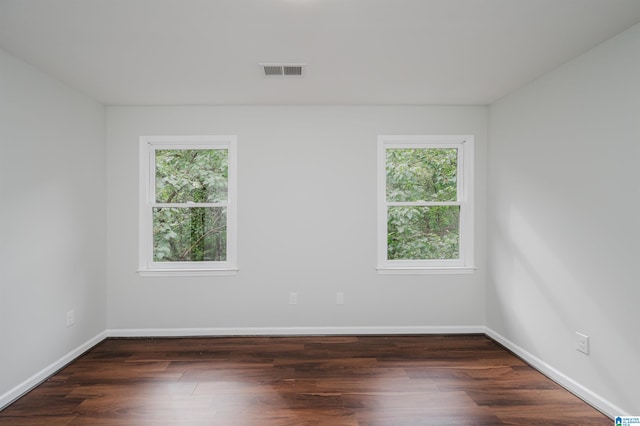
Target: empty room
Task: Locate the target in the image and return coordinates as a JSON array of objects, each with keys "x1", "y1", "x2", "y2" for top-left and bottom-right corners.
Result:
[{"x1": 1, "y1": 0, "x2": 639, "y2": 424}]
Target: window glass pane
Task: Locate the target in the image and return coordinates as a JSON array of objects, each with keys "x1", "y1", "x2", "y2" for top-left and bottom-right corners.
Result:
[
  {"x1": 387, "y1": 206, "x2": 459, "y2": 260},
  {"x1": 153, "y1": 207, "x2": 227, "y2": 262},
  {"x1": 386, "y1": 148, "x2": 457, "y2": 202},
  {"x1": 155, "y1": 149, "x2": 228, "y2": 203}
]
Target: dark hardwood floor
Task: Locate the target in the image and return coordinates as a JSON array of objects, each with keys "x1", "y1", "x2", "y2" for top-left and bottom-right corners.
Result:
[{"x1": 0, "y1": 335, "x2": 610, "y2": 425}]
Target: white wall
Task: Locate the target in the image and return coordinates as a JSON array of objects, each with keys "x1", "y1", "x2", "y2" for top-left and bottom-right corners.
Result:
[
  {"x1": 107, "y1": 106, "x2": 487, "y2": 332},
  {"x1": 488, "y1": 23, "x2": 640, "y2": 415},
  {"x1": 1, "y1": 17, "x2": 636, "y2": 416},
  {"x1": 0, "y1": 49, "x2": 106, "y2": 402}
]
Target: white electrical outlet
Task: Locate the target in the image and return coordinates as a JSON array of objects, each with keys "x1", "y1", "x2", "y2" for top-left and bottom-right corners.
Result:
[
  {"x1": 66, "y1": 310, "x2": 75, "y2": 327},
  {"x1": 336, "y1": 292, "x2": 344, "y2": 305},
  {"x1": 289, "y1": 292, "x2": 297, "y2": 305},
  {"x1": 576, "y1": 332, "x2": 589, "y2": 355}
]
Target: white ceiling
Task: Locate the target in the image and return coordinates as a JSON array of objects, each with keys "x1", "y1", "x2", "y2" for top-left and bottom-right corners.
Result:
[{"x1": 1, "y1": 0, "x2": 640, "y2": 106}]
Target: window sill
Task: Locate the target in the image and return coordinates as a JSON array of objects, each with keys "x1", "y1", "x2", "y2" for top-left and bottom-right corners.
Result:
[
  {"x1": 376, "y1": 266, "x2": 476, "y2": 275},
  {"x1": 137, "y1": 268, "x2": 238, "y2": 277}
]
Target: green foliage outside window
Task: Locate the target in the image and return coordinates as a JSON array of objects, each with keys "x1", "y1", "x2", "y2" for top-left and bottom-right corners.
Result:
[
  {"x1": 386, "y1": 148, "x2": 459, "y2": 260},
  {"x1": 153, "y1": 149, "x2": 228, "y2": 262},
  {"x1": 155, "y1": 149, "x2": 228, "y2": 203}
]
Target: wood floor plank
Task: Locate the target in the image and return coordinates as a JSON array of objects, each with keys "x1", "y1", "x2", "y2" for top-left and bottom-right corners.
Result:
[{"x1": 0, "y1": 335, "x2": 611, "y2": 425}]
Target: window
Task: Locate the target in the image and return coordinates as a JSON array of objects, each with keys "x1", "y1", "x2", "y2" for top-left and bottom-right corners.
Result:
[
  {"x1": 138, "y1": 135, "x2": 237, "y2": 276},
  {"x1": 377, "y1": 135, "x2": 474, "y2": 273}
]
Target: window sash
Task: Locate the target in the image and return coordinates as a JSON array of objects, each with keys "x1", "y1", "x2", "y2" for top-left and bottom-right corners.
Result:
[
  {"x1": 377, "y1": 135, "x2": 474, "y2": 272},
  {"x1": 150, "y1": 146, "x2": 229, "y2": 205},
  {"x1": 139, "y1": 135, "x2": 237, "y2": 275},
  {"x1": 385, "y1": 144, "x2": 462, "y2": 204}
]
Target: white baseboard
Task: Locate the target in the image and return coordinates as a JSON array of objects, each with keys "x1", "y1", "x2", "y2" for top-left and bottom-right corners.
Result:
[
  {"x1": 0, "y1": 330, "x2": 108, "y2": 411},
  {"x1": 107, "y1": 325, "x2": 485, "y2": 338},
  {"x1": 484, "y1": 327, "x2": 624, "y2": 419}
]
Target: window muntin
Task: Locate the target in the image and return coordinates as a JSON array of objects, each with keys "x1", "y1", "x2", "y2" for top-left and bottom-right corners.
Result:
[
  {"x1": 378, "y1": 135, "x2": 474, "y2": 272},
  {"x1": 139, "y1": 136, "x2": 237, "y2": 275}
]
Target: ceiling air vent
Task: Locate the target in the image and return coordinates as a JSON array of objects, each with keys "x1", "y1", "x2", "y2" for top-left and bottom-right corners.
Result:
[{"x1": 260, "y1": 63, "x2": 305, "y2": 77}]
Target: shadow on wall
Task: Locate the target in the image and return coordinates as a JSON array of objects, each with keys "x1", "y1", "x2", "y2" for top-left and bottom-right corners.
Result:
[{"x1": 487, "y1": 202, "x2": 630, "y2": 408}]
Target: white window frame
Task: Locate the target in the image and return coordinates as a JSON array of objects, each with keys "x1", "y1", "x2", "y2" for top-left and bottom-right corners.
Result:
[
  {"x1": 377, "y1": 135, "x2": 475, "y2": 274},
  {"x1": 138, "y1": 135, "x2": 238, "y2": 276}
]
